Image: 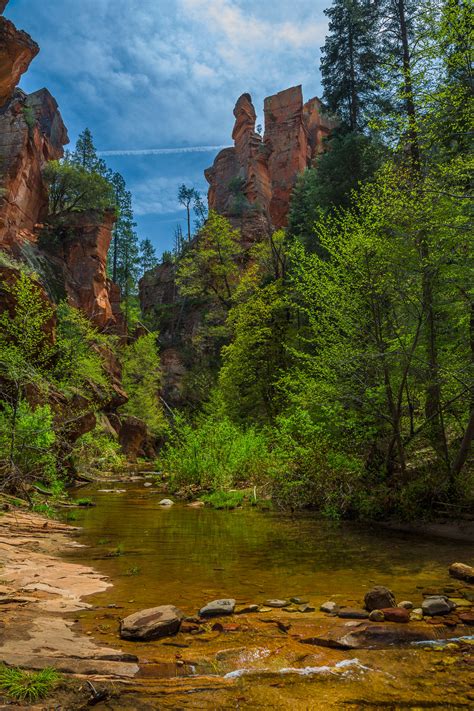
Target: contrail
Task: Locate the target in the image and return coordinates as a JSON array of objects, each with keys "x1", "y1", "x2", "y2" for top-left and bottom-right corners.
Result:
[{"x1": 98, "y1": 145, "x2": 229, "y2": 157}]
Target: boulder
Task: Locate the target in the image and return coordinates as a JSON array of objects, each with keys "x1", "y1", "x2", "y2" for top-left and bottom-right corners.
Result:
[
  {"x1": 422, "y1": 596, "x2": 455, "y2": 616},
  {"x1": 118, "y1": 416, "x2": 148, "y2": 461},
  {"x1": 320, "y1": 601, "x2": 339, "y2": 614},
  {"x1": 199, "y1": 599, "x2": 235, "y2": 618},
  {"x1": 380, "y1": 607, "x2": 410, "y2": 623},
  {"x1": 449, "y1": 562, "x2": 474, "y2": 583},
  {"x1": 364, "y1": 586, "x2": 396, "y2": 611},
  {"x1": 120, "y1": 605, "x2": 183, "y2": 641}
]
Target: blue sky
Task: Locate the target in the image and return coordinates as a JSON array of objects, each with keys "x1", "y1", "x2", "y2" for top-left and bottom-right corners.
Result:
[{"x1": 6, "y1": 0, "x2": 328, "y2": 255}]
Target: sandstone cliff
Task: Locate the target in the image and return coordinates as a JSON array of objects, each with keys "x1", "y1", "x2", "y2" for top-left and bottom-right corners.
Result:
[
  {"x1": 205, "y1": 85, "x2": 337, "y2": 243},
  {"x1": 0, "y1": 1, "x2": 121, "y2": 332}
]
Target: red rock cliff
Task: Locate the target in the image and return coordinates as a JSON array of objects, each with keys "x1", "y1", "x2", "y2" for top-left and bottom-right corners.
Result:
[
  {"x1": 0, "y1": 2, "x2": 122, "y2": 332},
  {"x1": 205, "y1": 85, "x2": 337, "y2": 239}
]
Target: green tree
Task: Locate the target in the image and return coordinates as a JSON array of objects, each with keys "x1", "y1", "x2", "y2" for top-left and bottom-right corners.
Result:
[
  {"x1": 43, "y1": 159, "x2": 114, "y2": 217},
  {"x1": 120, "y1": 333, "x2": 168, "y2": 436},
  {"x1": 176, "y1": 211, "x2": 241, "y2": 310},
  {"x1": 178, "y1": 184, "x2": 197, "y2": 242},
  {"x1": 139, "y1": 238, "x2": 158, "y2": 275},
  {"x1": 70, "y1": 127, "x2": 107, "y2": 175},
  {"x1": 287, "y1": 131, "x2": 383, "y2": 249},
  {"x1": 320, "y1": 0, "x2": 381, "y2": 130}
]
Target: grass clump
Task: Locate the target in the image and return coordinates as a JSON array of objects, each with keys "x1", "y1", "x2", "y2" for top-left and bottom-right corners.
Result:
[
  {"x1": 201, "y1": 490, "x2": 245, "y2": 510},
  {"x1": 0, "y1": 665, "x2": 61, "y2": 703}
]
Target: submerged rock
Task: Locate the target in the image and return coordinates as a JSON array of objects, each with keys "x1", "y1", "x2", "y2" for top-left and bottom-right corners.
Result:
[
  {"x1": 320, "y1": 601, "x2": 339, "y2": 614},
  {"x1": 235, "y1": 604, "x2": 259, "y2": 615},
  {"x1": 199, "y1": 599, "x2": 236, "y2": 618},
  {"x1": 422, "y1": 596, "x2": 455, "y2": 617},
  {"x1": 380, "y1": 607, "x2": 409, "y2": 623},
  {"x1": 120, "y1": 605, "x2": 184, "y2": 640},
  {"x1": 364, "y1": 586, "x2": 396, "y2": 611},
  {"x1": 264, "y1": 599, "x2": 288, "y2": 608},
  {"x1": 449, "y1": 562, "x2": 474, "y2": 583},
  {"x1": 338, "y1": 608, "x2": 369, "y2": 620}
]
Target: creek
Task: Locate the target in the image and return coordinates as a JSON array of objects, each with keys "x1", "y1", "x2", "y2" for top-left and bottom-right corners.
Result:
[{"x1": 61, "y1": 480, "x2": 474, "y2": 709}]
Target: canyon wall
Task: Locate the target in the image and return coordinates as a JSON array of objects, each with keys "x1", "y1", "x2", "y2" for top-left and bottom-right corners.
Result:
[{"x1": 0, "y1": 1, "x2": 120, "y2": 332}]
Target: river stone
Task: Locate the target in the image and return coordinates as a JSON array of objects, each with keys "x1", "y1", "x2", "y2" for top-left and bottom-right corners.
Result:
[
  {"x1": 449, "y1": 562, "x2": 474, "y2": 583},
  {"x1": 369, "y1": 609, "x2": 385, "y2": 622},
  {"x1": 459, "y1": 613, "x2": 474, "y2": 625},
  {"x1": 144, "y1": 482, "x2": 153, "y2": 487},
  {"x1": 380, "y1": 607, "x2": 410, "y2": 623},
  {"x1": 422, "y1": 596, "x2": 455, "y2": 616},
  {"x1": 235, "y1": 604, "x2": 259, "y2": 615},
  {"x1": 290, "y1": 597, "x2": 308, "y2": 605},
  {"x1": 159, "y1": 499, "x2": 174, "y2": 506},
  {"x1": 320, "y1": 601, "x2": 339, "y2": 614},
  {"x1": 264, "y1": 599, "x2": 288, "y2": 608},
  {"x1": 199, "y1": 599, "x2": 236, "y2": 617},
  {"x1": 364, "y1": 586, "x2": 396, "y2": 611},
  {"x1": 120, "y1": 605, "x2": 184, "y2": 640},
  {"x1": 338, "y1": 608, "x2": 369, "y2": 620},
  {"x1": 410, "y1": 608, "x2": 424, "y2": 621},
  {"x1": 398, "y1": 600, "x2": 413, "y2": 610}
]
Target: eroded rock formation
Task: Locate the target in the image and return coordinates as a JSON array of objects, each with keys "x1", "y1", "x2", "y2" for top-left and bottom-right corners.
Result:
[
  {"x1": 0, "y1": 1, "x2": 121, "y2": 332},
  {"x1": 205, "y1": 85, "x2": 337, "y2": 241}
]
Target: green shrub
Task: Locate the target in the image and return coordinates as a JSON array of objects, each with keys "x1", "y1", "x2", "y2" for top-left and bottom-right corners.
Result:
[
  {"x1": 54, "y1": 302, "x2": 111, "y2": 392},
  {"x1": 0, "y1": 665, "x2": 61, "y2": 703},
  {"x1": 71, "y1": 426, "x2": 125, "y2": 474},
  {"x1": 0, "y1": 401, "x2": 57, "y2": 492},
  {"x1": 159, "y1": 411, "x2": 270, "y2": 491}
]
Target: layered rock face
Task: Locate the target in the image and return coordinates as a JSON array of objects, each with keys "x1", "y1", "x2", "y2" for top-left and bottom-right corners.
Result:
[
  {"x1": 205, "y1": 85, "x2": 336, "y2": 240},
  {"x1": 0, "y1": 1, "x2": 122, "y2": 332}
]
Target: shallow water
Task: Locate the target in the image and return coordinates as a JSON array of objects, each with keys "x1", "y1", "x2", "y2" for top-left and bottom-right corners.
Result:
[{"x1": 62, "y1": 481, "x2": 474, "y2": 708}]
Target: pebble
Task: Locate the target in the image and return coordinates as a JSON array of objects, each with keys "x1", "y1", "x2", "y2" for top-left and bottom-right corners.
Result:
[
  {"x1": 290, "y1": 597, "x2": 308, "y2": 605},
  {"x1": 398, "y1": 600, "x2": 413, "y2": 610},
  {"x1": 369, "y1": 609, "x2": 385, "y2": 622}
]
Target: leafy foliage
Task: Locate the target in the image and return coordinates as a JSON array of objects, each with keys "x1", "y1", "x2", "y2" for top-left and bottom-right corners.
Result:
[{"x1": 120, "y1": 333, "x2": 168, "y2": 436}]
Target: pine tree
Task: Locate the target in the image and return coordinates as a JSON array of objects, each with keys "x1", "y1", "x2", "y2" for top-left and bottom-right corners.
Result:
[
  {"x1": 320, "y1": 0, "x2": 381, "y2": 131},
  {"x1": 139, "y1": 238, "x2": 158, "y2": 275},
  {"x1": 71, "y1": 128, "x2": 107, "y2": 175}
]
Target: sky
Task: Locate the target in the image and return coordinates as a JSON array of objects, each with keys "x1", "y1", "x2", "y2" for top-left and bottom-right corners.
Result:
[{"x1": 6, "y1": 0, "x2": 328, "y2": 255}]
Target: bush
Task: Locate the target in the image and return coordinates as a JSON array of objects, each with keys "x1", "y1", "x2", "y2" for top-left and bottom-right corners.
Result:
[
  {"x1": 55, "y1": 302, "x2": 111, "y2": 392},
  {"x1": 71, "y1": 425, "x2": 125, "y2": 474},
  {"x1": 0, "y1": 401, "x2": 57, "y2": 493},
  {"x1": 159, "y1": 411, "x2": 270, "y2": 491}
]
